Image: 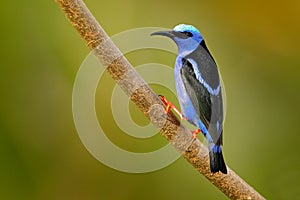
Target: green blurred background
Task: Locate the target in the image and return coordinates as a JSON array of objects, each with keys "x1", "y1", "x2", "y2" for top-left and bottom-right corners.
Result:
[{"x1": 1, "y1": 0, "x2": 300, "y2": 199}]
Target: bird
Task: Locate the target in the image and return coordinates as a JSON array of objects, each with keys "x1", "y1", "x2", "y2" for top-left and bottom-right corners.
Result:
[{"x1": 151, "y1": 24, "x2": 227, "y2": 174}]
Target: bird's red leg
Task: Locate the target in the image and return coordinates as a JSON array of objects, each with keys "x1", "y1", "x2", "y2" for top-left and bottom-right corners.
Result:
[
  {"x1": 159, "y1": 95, "x2": 187, "y2": 120},
  {"x1": 159, "y1": 95, "x2": 202, "y2": 139},
  {"x1": 192, "y1": 128, "x2": 201, "y2": 139}
]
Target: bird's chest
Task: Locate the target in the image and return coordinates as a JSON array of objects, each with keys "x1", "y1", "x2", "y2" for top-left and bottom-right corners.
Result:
[{"x1": 174, "y1": 58, "x2": 198, "y2": 123}]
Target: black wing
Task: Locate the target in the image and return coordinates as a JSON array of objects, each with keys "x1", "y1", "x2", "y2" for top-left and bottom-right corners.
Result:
[{"x1": 180, "y1": 42, "x2": 223, "y2": 145}]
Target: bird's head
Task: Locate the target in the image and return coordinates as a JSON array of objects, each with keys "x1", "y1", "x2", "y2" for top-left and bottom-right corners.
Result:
[{"x1": 151, "y1": 24, "x2": 203, "y2": 56}]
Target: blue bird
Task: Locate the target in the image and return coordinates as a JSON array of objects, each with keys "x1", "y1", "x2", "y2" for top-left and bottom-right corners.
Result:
[{"x1": 151, "y1": 24, "x2": 227, "y2": 174}]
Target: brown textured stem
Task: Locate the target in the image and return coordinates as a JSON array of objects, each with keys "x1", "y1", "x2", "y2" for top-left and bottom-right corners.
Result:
[{"x1": 55, "y1": 0, "x2": 265, "y2": 199}]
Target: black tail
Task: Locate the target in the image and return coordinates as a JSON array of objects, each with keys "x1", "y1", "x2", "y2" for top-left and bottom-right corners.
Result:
[{"x1": 209, "y1": 149, "x2": 227, "y2": 174}]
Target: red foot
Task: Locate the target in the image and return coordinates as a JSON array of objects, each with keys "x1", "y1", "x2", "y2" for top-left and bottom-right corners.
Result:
[
  {"x1": 159, "y1": 95, "x2": 202, "y2": 139},
  {"x1": 159, "y1": 95, "x2": 186, "y2": 120},
  {"x1": 192, "y1": 128, "x2": 202, "y2": 139}
]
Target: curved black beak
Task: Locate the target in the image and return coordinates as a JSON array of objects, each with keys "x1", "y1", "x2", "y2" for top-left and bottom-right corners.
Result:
[{"x1": 151, "y1": 30, "x2": 175, "y2": 38}]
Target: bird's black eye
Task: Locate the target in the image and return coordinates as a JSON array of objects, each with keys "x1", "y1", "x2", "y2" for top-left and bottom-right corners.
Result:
[
  {"x1": 173, "y1": 30, "x2": 193, "y2": 39},
  {"x1": 182, "y1": 31, "x2": 193, "y2": 37}
]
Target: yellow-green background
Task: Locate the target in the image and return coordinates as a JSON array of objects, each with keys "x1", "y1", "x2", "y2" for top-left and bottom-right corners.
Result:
[{"x1": 1, "y1": 0, "x2": 299, "y2": 199}]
